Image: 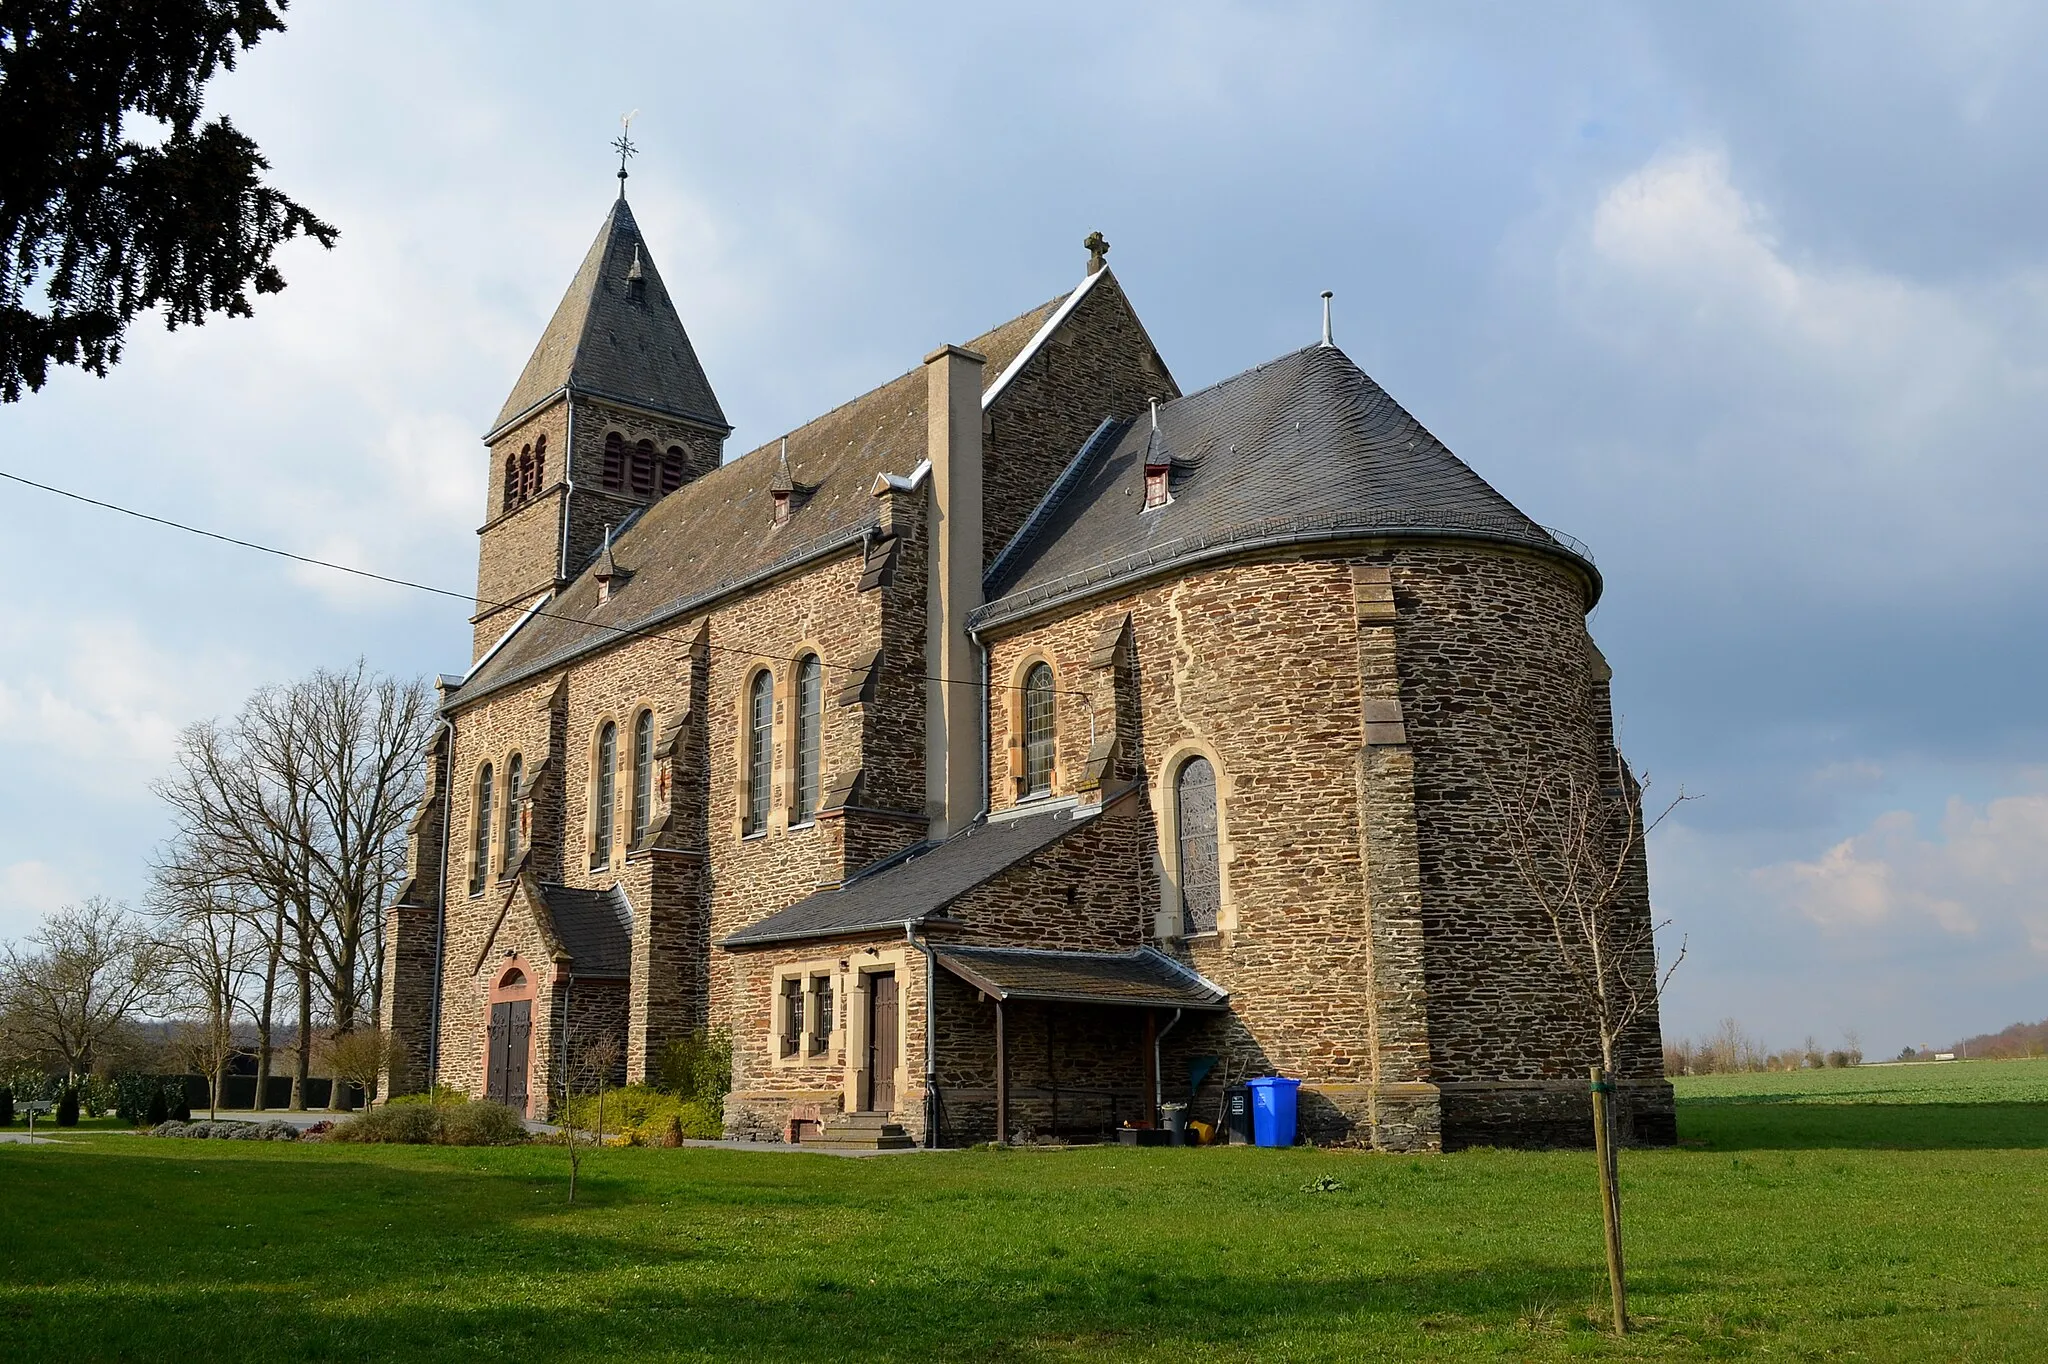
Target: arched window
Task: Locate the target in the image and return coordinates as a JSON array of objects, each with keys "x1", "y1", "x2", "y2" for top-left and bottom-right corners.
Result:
[
  {"x1": 794, "y1": 655, "x2": 821, "y2": 824},
  {"x1": 517, "y1": 446, "x2": 534, "y2": 504},
  {"x1": 660, "y1": 446, "x2": 686, "y2": 493},
  {"x1": 1023, "y1": 663, "x2": 1056, "y2": 797},
  {"x1": 502, "y1": 455, "x2": 518, "y2": 512},
  {"x1": 471, "y1": 763, "x2": 494, "y2": 894},
  {"x1": 530, "y1": 434, "x2": 547, "y2": 498},
  {"x1": 501, "y1": 753, "x2": 523, "y2": 871},
  {"x1": 1175, "y1": 757, "x2": 1221, "y2": 935},
  {"x1": 745, "y1": 670, "x2": 773, "y2": 835},
  {"x1": 631, "y1": 708, "x2": 655, "y2": 846},
  {"x1": 602, "y1": 432, "x2": 625, "y2": 490},
  {"x1": 592, "y1": 722, "x2": 617, "y2": 868},
  {"x1": 630, "y1": 438, "x2": 656, "y2": 496}
]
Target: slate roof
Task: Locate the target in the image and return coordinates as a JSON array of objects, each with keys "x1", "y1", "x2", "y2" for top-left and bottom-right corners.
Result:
[
  {"x1": 490, "y1": 196, "x2": 728, "y2": 439},
  {"x1": 935, "y1": 945, "x2": 1228, "y2": 1010},
  {"x1": 535, "y1": 882, "x2": 633, "y2": 977},
  {"x1": 976, "y1": 343, "x2": 1599, "y2": 630},
  {"x1": 720, "y1": 801, "x2": 1100, "y2": 947},
  {"x1": 452, "y1": 287, "x2": 1070, "y2": 703}
]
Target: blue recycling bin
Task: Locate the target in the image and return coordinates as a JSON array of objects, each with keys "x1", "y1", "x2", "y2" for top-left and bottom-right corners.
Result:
[{"x1": 1245, "y1": 1076, "x2": 1300, "y2": 1147}]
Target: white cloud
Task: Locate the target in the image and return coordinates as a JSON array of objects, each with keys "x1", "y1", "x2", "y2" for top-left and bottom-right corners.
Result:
[
  {"x1": 1757, "y1": 789, "x2": 2048, "y2": 950},
  {"x1": 0, "y1": 861, "x2": 79, "y2": 925}
]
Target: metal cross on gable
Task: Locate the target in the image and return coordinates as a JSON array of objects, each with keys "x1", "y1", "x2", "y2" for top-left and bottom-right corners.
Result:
[{"x1": 613, "y1": 110, "x2": 640, "y2": 188}]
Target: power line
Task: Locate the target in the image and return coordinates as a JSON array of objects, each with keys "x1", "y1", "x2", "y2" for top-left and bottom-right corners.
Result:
[{"x1": 0, "y1": 467, "x2": 1096, "y2": 704}]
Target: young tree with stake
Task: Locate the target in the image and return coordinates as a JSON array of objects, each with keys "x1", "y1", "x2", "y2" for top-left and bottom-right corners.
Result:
[{"x1": 1494, "y1": 760, "x2": 1690, "y2": 1335}]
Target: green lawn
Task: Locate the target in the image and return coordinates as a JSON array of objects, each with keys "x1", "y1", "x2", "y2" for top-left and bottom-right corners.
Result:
[{"x1": 5, "y1": 1064, "x2": 2045, "y2": 1362}]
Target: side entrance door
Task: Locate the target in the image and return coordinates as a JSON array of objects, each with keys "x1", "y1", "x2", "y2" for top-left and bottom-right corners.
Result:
[
  {"x1": 485, "y1": 999, "x2": 532, "y2": 1113},
  {"x1": 864, "y1": 971, "x2": 898, "y2": 1113}
]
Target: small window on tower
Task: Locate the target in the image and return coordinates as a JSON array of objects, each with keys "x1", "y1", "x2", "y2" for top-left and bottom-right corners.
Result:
[
  {"x1": 630, "y1": 439, "x2": 655, "y2": 496},
  {"x1": 531, "y1": 434, "x2": 547, "y2": 497},
  {"x1": 660, "y1": 447, "x2": 686, "y2": 493},
  {"x1": 503, "y1": 454, "x2": 519, "y2": 512},
  {"x1": 602, "y1": 432, "x2": 625, "y2": 491},
  {"x1": 1144, "y1": 465, "x2": 1170, "y2": 510}
]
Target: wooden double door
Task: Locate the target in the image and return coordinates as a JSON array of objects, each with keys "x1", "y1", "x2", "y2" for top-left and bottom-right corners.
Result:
[
  {"x1": 863, "y1": 971, "x2": 898, "y2": 1113},
  {"x1": 485, "y1": 999, "x2": 532, "y2": 1113}
]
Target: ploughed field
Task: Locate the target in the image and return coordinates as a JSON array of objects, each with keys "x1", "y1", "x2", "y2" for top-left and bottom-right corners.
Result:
[{"x1": 5, "y1": 1060, "x2": 2046, "y2": 1362}]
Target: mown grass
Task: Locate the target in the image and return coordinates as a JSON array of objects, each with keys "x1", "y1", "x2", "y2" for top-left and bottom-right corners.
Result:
[{"x1": 4, "y1": 1066, "x2": 2045, "y2": 1362}]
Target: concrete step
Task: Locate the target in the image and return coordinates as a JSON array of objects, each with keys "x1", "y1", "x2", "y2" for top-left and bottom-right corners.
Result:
[
  {"x1": 805, "y1": 1133, "x2": 917, "y2": 1151},
  {"x1": 803, "y1": 1113, "x2": 915, "y2": 1151}
]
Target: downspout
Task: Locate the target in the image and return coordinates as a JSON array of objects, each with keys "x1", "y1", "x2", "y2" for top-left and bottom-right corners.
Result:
[
  {"x1": 426, "y1": 714, "x2": 455, "y2": 1089},
  {"x1": 556, "y1": 389, "x2": 577, "y2": 584},
  {"x1": 906, "y1": 919, "x2": 940, "y2": 1148},
  {"x1": 1153, "y1": 1007, "x2": 1184, "y2": 1122}
]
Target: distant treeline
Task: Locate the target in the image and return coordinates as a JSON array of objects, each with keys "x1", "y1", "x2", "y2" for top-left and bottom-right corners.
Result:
[
  {"x1": 1924, "y1": 1018, "x2": 2048, "y2": 1061},
  {"x1": 1664, "y1": 1019, "x2": 1863, "y2": 1076}
]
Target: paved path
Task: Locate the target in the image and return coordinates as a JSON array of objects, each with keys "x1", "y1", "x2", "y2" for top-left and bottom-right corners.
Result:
[{"x1": 0, "y1": 1132, "x2": 59, "y2": 1144}]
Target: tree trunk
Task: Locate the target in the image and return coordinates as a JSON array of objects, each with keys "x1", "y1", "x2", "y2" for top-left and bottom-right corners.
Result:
[
  {"x1": 254, "y1": 901, "x2": 284, "y2": 1111},
  {"x1": 292, "y1": 959, "x2": 312, "y2": 1110},
  {"x1": 1590, "y1": 1065, "x2": 1628, "y2": 1334}
]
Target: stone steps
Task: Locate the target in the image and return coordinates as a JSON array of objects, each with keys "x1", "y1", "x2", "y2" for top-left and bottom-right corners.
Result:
[{"x1": 803, "y1": 1112, "x2": 917, "y2": 1151}]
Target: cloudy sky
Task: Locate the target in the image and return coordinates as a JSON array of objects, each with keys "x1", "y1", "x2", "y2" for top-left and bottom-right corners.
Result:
[{"x1": 2, "y1": 2, "x2": 2043, "y2": 1057}]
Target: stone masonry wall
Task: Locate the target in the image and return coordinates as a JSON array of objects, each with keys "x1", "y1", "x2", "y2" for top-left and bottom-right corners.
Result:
[{"x1": 981, "y1": 271, "x2": 1177, "y2": 572}]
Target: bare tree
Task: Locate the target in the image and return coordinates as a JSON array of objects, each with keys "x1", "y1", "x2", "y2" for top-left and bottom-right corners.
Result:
[
  {"x1": 1494, "y1": 760, "x2": 1691, "y2": 1335},
  {"x1": 154, "y1": 661, "x2": 430, "y2": 1110},
  {"x1": 0, "y1": 898, "x2": 164, "y2": 1083},
  {"x1": 319, "y1": 1026, "x2": 407, "y2": 1109},
  {"x1": 154, "y1": 877, "x2": 262, "y2": 1118},
  {"x1": 557, "y1": 1021, "x2": 625, "y2": 1205}
]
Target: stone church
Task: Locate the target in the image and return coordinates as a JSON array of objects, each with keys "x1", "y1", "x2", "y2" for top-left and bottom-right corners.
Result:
[{"x1": 379, "y1": 186, "x2": 1674, "y2": 1150}]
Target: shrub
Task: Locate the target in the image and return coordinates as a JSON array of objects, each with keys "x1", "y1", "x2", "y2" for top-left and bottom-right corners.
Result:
[
  {"x1": 653, "y1": 1030, "x2": 732, "y2": 1104},
  {"x1": 330, "y1": 1103, "x2": 440, "y2": 1144},
  {"x1": 145, "y1": 1088, "x2": 169, "y2": 1126},
  {"x1": 0, "y1": 1085, "x2": 13, "y2": 1126},
  {"x1": 147, "y1": 1120, "x2": 296, "y2": 1140},
  {"x1": 387, "y1": 1086, "x2": 469, "y2": 1108},
  {"x1": 56, "y1": 1087, "x2": 79, "y2": 1126},
  {"x1": 439, "y1": 1101, "x2": 528, "y2": 1147},
  {"x1": 173, "y1": 1091, "x2": 192, "y2": 1122},
  {"x1": 328, "y1": 1100, "x2": 527, "y2": 1146},
  {"x1": 565, "y1": 1085, "x2": 723, "y2": 1145}
]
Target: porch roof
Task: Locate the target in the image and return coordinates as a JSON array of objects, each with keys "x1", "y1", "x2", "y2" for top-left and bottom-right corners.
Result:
[
  {"x1": 935, "y1": 945, "x2": 1229, "y2": 1011},
  {"x1": 535, "y1": 882, "x2": 633, "y2": 977},
  {"x1": 718, "y1": 799, "x2": 1106, "y2": 948}
]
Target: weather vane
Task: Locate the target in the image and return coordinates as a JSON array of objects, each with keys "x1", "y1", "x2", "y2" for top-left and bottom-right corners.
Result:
[{"x1": 613, "y1": 110, "x2": 639, "y2": 191}]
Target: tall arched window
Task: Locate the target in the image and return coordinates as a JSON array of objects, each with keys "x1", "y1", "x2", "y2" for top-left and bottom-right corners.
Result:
[
  {"x1": 530, "y1": 434, "x2": 547, "y2": 497},
  {"x1": 631, "y1": 708, "x2": 655, "y2": 846},
  {"x1": 1175, "y1": 757, "x2": 1221, "y2": 935},
  {"x1": 502, "y1": 455, "x2": 518, "y2": 512},
  {"x1": 602, "y1": 432, "x2": 625, "y2": 490},
  {"x1": 592, "y1": 722, "x2": 617, "y2": 868},
  {"x1": 660, "y1": 446, "x2": 686, "y2": 493},
  {"x1": 501, "y1": 753, "x2": 523, "y2": 871},
  {"x1": 794, "y1": 655, "x2": 821, "y2": 824},
  {"x1": 1023, "y1": 663, "x2": 1056, "y2": 797},
  {"x1": 471, "y1": 763, "x2": 494, "y2": 894},
  {"x1": 745, "y1": 670, "x2": 773, "y2": 835},
  {"x1": 630, "y1": 438, "x2": 656, "y2": 496}
]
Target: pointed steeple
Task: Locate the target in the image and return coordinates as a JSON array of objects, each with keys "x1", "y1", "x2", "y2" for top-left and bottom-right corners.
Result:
[{"x1": 489, "y1": 198, "x2": 728, "y2": 439}]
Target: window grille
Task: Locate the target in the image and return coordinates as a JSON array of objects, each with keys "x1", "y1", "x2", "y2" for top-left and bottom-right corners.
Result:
[
  {"x1": 501, "y1": 753, "x2": 522, "y2": 870},
  {"x1": 631, "y1": 709, "x2": 655, "y2": 845},
  {"x1": 1176, "y1": 756, "x2": 1221, "y2": 935},
  {"x1": 811, "y1": 975, "x2": 833, "y2": 1053},
  {"x1": 745, "y1": 671, "x2": 773, "y2": 834},
  {"x1": 593, "y1": 722, "x2": 617, "y2": 867},
  {"x1": 794, "y1": 655, "x2": 821, "y2": 823},
  {"x1": 781, "y1": 977, "x2": 805, "y2": 1057},
  {"x1": 471, "y1": 763, "x2": 493, "y2": 894},
  {"x1": 1023, "y1": 663, "x2": 1056, "y2": 796}
]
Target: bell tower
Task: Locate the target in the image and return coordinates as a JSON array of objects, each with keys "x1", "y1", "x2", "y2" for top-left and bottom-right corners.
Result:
[{"x1": 471, "y1": 181, "x2": 729, "y2": 660}]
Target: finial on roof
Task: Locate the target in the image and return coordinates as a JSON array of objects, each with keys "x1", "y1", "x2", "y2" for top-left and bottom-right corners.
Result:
[
  {"x1": 613, "y1": 110, "x2": 639, "y2": 197},
  {"x1": 1084, "y1": 230, "x2": 1110, "y2": 276},
  {"x1": 595, "y1": 523, "x2": 627, "y2": 601},
  {"x1": 771, "y1": 436, "x2": 795, "y2": 493},
  {"x1": 1320, "y1": 290, "x2": 1334, "y2": 347},
  {"x1": 1149, "y1": 397, "x2": 1159, "y2": 431}
]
